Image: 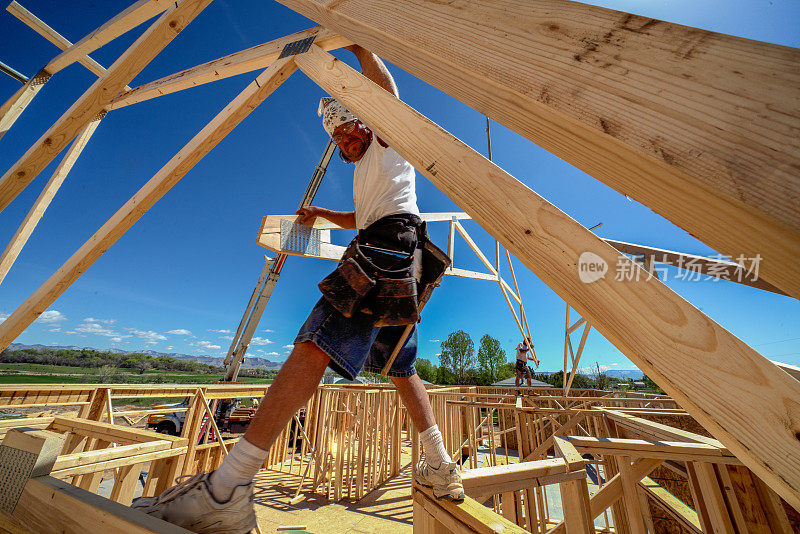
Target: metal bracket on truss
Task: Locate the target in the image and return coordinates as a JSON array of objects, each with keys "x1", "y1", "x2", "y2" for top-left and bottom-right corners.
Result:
[{"x1": 278, "y1": 35, "x2": 317, "y2": 58}]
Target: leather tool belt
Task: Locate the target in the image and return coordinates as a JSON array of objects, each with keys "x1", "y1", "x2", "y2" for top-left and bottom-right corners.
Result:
[{"x1": 318, "y1": 215, "x2": 450, "y2": 327}]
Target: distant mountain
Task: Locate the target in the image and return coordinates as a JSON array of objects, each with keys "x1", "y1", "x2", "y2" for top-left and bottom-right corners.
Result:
[
  {"x1": 535, "y1": 368, "x2": 644, "y2": 380},
  {"x1": 7, "y1": 343, "x2": 282, "y2": 370},
  {"x1": 605, "y1": 369, "x2": 644, "y2": 380}
]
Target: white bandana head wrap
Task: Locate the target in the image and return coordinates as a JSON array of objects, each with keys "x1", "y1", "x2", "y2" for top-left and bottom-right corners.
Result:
[{"x1": 318, "y1": 97, "x2": 358, "y2": 137}]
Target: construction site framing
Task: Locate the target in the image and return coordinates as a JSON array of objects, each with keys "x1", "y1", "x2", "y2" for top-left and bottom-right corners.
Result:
[{"x1": 0, "y1": 0, "x2": 798, "y2": 532}]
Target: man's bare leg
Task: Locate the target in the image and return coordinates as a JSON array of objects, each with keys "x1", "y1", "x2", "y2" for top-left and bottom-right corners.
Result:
[
  {"x1": 391, "y1": 373, "x2": 435, "y2": 431},
  {"x1": 244, "y1": 341, "x2": 329, "y2": 449},
  {"x1": 207, "y1": 341, "x2": 329, "y2": 500},
  {"x1": 393, "y1": 373, "x2": 464, "y2": 500}
]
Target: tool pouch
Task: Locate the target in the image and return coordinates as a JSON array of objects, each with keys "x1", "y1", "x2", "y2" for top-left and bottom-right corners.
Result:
[
  {"x1": 318, "y1": 254, "x2": 376, "y2": 318},
  {"x1": 372, "y1": 276, "x2": 419, "y2": 327}
]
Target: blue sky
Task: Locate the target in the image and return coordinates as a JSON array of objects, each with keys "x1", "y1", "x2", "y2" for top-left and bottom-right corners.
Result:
[{"x1": 0, "y1": 0, "x2": 798, "y2": 372}]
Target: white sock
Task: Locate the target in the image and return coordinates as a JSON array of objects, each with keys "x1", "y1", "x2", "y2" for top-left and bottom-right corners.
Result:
[
  {"x1": 208, "y1": 438, "x2": 268, "y2": 501},
  {"x1": 419, "y1": 425, "x2": 452, "y2": 468}
]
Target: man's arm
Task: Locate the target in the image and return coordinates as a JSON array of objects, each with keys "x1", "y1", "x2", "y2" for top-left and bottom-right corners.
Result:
[
  {"x1": 296, "y1": 206, "x2": 356, "y2": 230},
  {"x1": 346, "y1": 45, "x2": 398, "y2": 98}
]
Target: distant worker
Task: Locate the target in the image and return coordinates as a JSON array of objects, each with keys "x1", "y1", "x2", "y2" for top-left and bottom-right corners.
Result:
[
  {"x1": 515, "y1": 338, "x2": 535, "y2": 395},
  {"x1": 132, "y1": 45, "x2": 463, "y2": 533}
]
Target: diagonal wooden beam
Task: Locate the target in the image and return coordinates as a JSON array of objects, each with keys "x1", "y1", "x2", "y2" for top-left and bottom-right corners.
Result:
[
  {"x1": 0, "y1": 0, "x2": 212, "y2": 214},
  {"x1": 108, "y1": 26, "x2": 350, "y2": 110},
  {"x1": 44, "y1": 0, "x2": 172, "y2": 76},
  {"x1": 549, "y1": 457, "x2": 664, "y2": 534},
  {"x1": 276, "y1": 0, "x2": 800, "y2": 299},
  {"x1": 0, "y1": 0, "x2": 168, "y2": 141},
  {"x1": 6, "y1": 1, "x2": 108, "y2": 77},
  {"x1": 0, "y1": 116, "x2": 103, "y2": 286},
  {"x1": 0, "y1": 57, "x2": 297, "y2": 353},
  {"x1": 603, "y1": 238, "x2": 789, "y2": 296},
  {"x1": 293, "y1": 45, "x2": 800, "y2": 509}
]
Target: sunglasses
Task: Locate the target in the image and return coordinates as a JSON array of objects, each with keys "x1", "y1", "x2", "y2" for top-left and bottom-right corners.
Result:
[{"x1": 332, "y1": 121, "x2": 359, "y2": 144}]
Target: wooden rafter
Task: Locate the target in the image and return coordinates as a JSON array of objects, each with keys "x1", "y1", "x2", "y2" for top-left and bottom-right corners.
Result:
[
  {"x1": 0, "y1": 117, "x2": 102, "y2": 286},
  {"x1": 6, "y1": 1, "x2": 109, "y2": 78},
  {"x1": 0, "y1": 57, "x2": 298, "y2": 353},
  {"x1": 0, "y1": 0, "x2": 213, "y2": 214},
  {"x1": 0, "y1": 0, "x2": 169, "y2": 140},
  {"x1": 292, "y1": 44, "x2": 800, "y2": 508},
  {"x1": 604, "y1": 238, "x2": 789, "y2": 296},
  {"x1": 275, "y1": 0, "x2": 800, "y2": 300},
  {"x1": 108, "y1": 26, "x2": 350, "y2": 110}
]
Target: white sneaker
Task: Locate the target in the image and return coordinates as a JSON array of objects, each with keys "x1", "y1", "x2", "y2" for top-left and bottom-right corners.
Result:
[
  {"x1": 131, "y1": 472, "x2": 257, "y2": 533},
  {"x1": 414, "y1": 460, "x2": 466, "y2": 501}
]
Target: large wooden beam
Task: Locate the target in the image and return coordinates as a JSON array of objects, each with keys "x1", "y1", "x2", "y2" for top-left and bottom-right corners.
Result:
[
  {"x1": 276, "y1": 0, "x2": 800, "y2": 299},
  {"x1": 11, "y1": 476, "x2": 191, "y2": 533},
  {"x1": 108, "y1": 26, "x2": 350, "y2": 110},
  {"x1": 0, "y1": 0, "x2": 212, "y2": 214},
  {"x1": 293, "y1": 45, "x2": 800, "y2": 508},
  {"x1": 0, "y1": 58, "x2": 297, "y2": 353}
]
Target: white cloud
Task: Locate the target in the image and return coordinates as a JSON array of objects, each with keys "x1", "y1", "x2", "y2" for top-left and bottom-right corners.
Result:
[
  {"x1": 610, "y1": 363, "x2": 619, "y2": 366},
  {"x1": 263, "y1": 329, "x2": 274, "y2": 333},
  {"x1": 76, "y1": 321, "x2": 118, "y2": 337},
  {"x1": 0, "y1": 312, "x2": 10, "y2": 321},
  {"x1": 209, "y1": 328, "x2": 232, "y2": 334},
  {"x1": 49, "y1": 327, "x2": 61, "y2": 332},
  {"x1": 266, "y1": 351, "x2": 279, "y2": 356},
  {"x1": 128, "y1": 328, "x2": 167, "y2": 343},
  {"x1": 110, "y1": 337, "x2": 124, "y2": 343},
  {"x1": 166, "y1": 329, "x2": 192, "y2": 336},
  {"x1": 85, "y1": 317, "x2": 116, "y2": 324},
  {"x1": 35, "y1": 310, "x2": 67, "y2": 324},
  {"x1": 282, "y1": 344, "x2": 294, "y2": 349},
  {"x1": 219, "y1": 335, "x2": 234, "y2": 341},
  {"x1": 166, "y1": 346, "x2": 174, "y2": 350},
  {"x1": 191, "y1": 340, "x2": 221, "y2": 351},
  {"x1": 251, "y1": 337, "x2": 273, "y2": 345},
  {"x1": 429, "y1": 339, "x2": 440, "y2": 343}
]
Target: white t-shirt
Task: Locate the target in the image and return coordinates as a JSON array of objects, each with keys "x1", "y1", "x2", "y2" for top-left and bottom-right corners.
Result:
[
  {"x1": 516, "y1": 343, "x2": 529, "y2": 362},
  {"x1": 353, "y1": 138, "x2": 420, "y2": 230}
]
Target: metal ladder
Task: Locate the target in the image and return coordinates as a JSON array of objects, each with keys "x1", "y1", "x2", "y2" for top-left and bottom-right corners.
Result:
[{"x1": 222, "y1": 139, "x2": 337, "y2": 382}]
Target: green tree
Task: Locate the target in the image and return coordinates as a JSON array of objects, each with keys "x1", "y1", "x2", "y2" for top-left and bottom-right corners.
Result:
[
  {"x1": 414, "y1": 358, "x2": 437, "y2": 383},
  {"x1": 439, "y1": 330, "x2": 475, "y2": 384},
  {"x1": 476, "y1": 334, "x2": 506, "y2": 385},
  {"x1": 497, "y1": 362, "x2": 515, "y2": 382}
]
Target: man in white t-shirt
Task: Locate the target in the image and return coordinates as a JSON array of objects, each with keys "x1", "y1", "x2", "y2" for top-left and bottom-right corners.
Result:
[
  {"x1": 515, "y1": 338, "x2": 535, "y2": 395},
  {"x1": 132, "y1": 45, "x2": 463, "y2": 533}
]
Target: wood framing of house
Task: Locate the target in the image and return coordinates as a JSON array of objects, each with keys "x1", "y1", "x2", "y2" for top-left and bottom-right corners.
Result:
[{"x1": 0, "y1": 0, "x2": 798, "y2": 531}]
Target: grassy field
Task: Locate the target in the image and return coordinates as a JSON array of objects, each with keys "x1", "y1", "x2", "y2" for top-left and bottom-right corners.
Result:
[{"x1": 0, "y1": 362, "x2": 274, "y2": 386}]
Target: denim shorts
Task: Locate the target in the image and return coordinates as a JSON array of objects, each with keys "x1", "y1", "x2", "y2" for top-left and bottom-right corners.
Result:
[{"x1": 294, "y1": 297, "x2": 418, "y2": 380}]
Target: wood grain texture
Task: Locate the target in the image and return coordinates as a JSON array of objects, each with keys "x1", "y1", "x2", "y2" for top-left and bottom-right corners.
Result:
[
  {"x1": 276, "y1": 0, "x2": 800, "y2": 298},
  {"x1": 0, "y1": 58, "x2": 297, "y2": 353},
  {"x1": 12, "y1": 476, "x2": 192, "y2": 533},
  {"x1": 0, "y1": 0, "x2": 213, "y2": 214},
  {"x1": 294, "y1": 45, "x2": 800, "y2": 508}
]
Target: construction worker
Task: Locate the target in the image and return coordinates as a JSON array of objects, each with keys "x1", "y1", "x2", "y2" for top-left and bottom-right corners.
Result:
[
  {"x1": 515, "y1": 338, "x2": 535, "y2": 395},
  {"x1": 131, "y1": 45, "x2": 464, "y2": 533}
]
